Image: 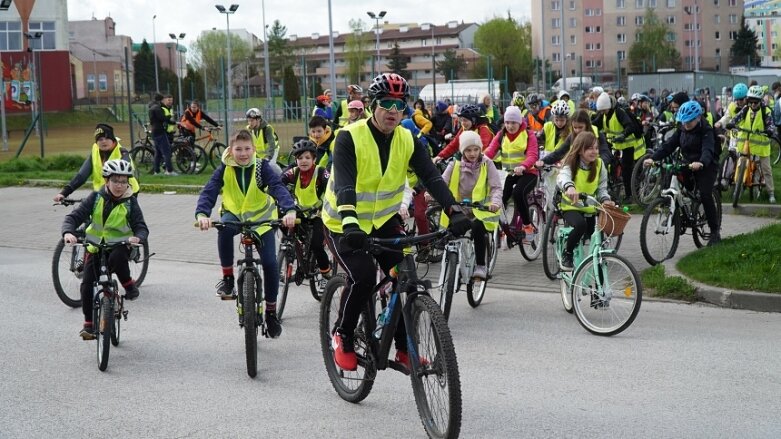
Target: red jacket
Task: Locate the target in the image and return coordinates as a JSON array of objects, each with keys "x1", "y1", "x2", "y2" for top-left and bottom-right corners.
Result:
[{"x1": 437, "y1": 124, "x2": 494, "y2": 159}]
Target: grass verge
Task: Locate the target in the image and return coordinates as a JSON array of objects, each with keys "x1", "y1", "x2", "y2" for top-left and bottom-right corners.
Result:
[
  {"x1": 677, "y1": 223, "x2": 781, "y2": 293},
  {"x1": 640, "y1": 264, "x2": 697, "y2": 301}
]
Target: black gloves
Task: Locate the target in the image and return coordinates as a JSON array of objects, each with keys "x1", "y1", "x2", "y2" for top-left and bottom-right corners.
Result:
[
  {"x1": 612, "y1": 134, "x2": 626, "y2": 143},
  {"x1": 725, "y1": 122, "x2": 735, "y2": 130},
  {"x1": 341, "y1": 223, "x2": 367, "y2": 251},
  {"x1": 447, "y1": 208, "x2": 472, "y2": 237}
]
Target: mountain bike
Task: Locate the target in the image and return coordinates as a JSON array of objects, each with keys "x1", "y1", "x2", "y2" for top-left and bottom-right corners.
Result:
[
  {"x1": 498, "y1": 169, "x2": 547, "y2": 262},
  {"x1": 320, "y1": 229, "x2": 461, "y2": 439},
  {"x1": 276, "y1": 208, "x2": 338, "y2": 319},
  {"x1": 640, "y1": 159, "x2": 723, "y2": 265},
  {"x1": 52, "y1": 198, "x2": 151, "y2": 308},
  {"x1": 130, "y1": 126, "x2": 207, "y2": 175},
  {"x1": 631, "y1": 122, "x2": 676, "y2": 207},
  {"x1": 209, "y1": 218, "x2": 287, "y2": 378},
  {"x1": 730, "y1": 126, "x2": 769, "y2": 207},
  {"x1": 552, "y1": 194, "x2": 641, "y2": 336}
]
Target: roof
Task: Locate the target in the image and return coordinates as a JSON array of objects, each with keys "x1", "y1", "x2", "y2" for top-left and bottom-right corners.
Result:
[{"x1": 287, "y1": 22, "x2": 476, "y2": 49}]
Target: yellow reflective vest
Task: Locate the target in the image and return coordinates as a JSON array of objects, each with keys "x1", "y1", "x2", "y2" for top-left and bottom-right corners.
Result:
[
  {"x1": 601, "y1": 112, "x2": 646, "y2": 159},
  {"x1": 737, "y1": 107, "x2": 772, "y2": 157},
  {"x1": 85, "y1": 196, "x2": 133, "y2": 253},
  {"x1": 162, "y1": 106, "x2": 177, "y2": 134},
  {"x1": 221, "y1": 161, "x2": 278, "y2": 235},
  {"x1": 560, "y1": 159, "x2": 602, "y2": 214},
  {"x1": 294, "y1": 167, "x2": 323, "y2": 209},
  {"x1": 500, "y1": 130, "x2": 529, "y2": 170},
  {"x1": 441, "y1": 160, "x2": 499, "y2": 231},
  {"x1": 90, "y1": 144, "x2": 140, "y2": 194}
]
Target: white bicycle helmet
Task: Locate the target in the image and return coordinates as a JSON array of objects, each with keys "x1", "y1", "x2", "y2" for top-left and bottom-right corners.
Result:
[
  {"x1": 246, "y1": 108, "x2": 262, "y2": 119},
  {"x1": 102, "y1": 159, "x2": 134, "y2": 178},
  {"x1": 747, "y1": 85, "x2": 764, "y2": 100},
  {"x1": 550, "y1": 100, "x2": 571, "y2": 117}
]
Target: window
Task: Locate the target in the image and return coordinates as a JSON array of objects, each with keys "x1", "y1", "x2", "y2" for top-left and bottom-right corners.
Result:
[
  {"x1": 569, "y1": 0, "x2": 576, "y2": 9},
  {"x1": 667, "y1": 16, "x2": 676, "y2": 24},
  {"x1": 684, "y1": 23, "x2": 701, "y2": 31},
  {"x1": 729, "y1": 14, "x2": 738, "y2": 24},
  {"x1": 635, "y1": 0, "x2": 644, "y2": 8},
  {"x1": 667, "y1": 0, "x2": 675, "y2": 7},
  {"x1": 552, "y1": 0, "x2": 561, "y2": 10},
  {"x1": 636, "y1": 32, "x2": 642, "y2": 42},
  {"x1": 728, "y1": 0, "x2": 737, "y2": 5},
  {"x1": 714, "y1": 0, "x2": 719, "y2": 5},
  {"x1": 715, "y1": 31, "x2": 721, "y2": 40},
  {"x1": 27, "y1": 21, "x2": 56, "y2": 50},
  {"x1": 570, "y1": 18, "x2": 577, "y2": 27},
  {"x1": 552, "y1": 18, "x2": 561, "y2": 28},
  {"x1": 635, "y1": 16, "x2": 644, "y2": 25},
  {"x1": 714, "y1": 15, "x2": 721, "y2": 24},
  {"x1": 617, "y1": 33, "x2": 627, "y2": 43},
  {"x1": 649, "y1": 0, "x2": 657, "y2": 6},
  {"x1": 617, "y1": 50, "x2": 626, "y2": 60},
  {"x1": 552, "y1": 53, "x2": 561, "y2": 62},
  {"x1": 552, "y1": 35, "x2": 561, "y2": 45},
  {"x1": 570, "y1": 35, "x2": 576, "y2": 44},
  {"x1": 87, "y1": 74, "x2": 95, "y2": 92},
  {"x1": 585, "y1": 26, "x2": 601, "y2": 33},
  {"x1": 617, "y1": 0, "x2": 625, "y2": 8},
  {"x1": 617, "y1": 16, "x2": 626, "y2": 26},
  {"x1": 0, "y1": 21, "x2": 22, "y2": 51},
  {"x1": 586, "y1": 43, "x2": 602, "y2": 51},
  {"x1": 666, "y1": 32, "x2": 676, "y2": 42},
  {"x1": 729, "y1": 30, "x2": 738, "y2": 40}
]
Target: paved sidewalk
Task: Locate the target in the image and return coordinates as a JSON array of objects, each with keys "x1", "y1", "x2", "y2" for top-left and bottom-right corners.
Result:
[{"x1": 4, "y1": 186, "x2": 778, "y2": 310}]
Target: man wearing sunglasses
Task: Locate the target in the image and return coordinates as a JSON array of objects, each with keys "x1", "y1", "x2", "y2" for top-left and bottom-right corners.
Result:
[{"x1": 322, "y1": 73, "x2": 472, "y2": 372}]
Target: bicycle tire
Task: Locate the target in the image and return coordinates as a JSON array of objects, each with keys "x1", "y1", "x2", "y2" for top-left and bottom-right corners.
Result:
[
  {"x1": 130, "y1": 146, "x2": 155, "y2": 176},
  {"x1": 751, "y1": 161, "x2": 764, "y2": 202},
  {"x1": 96, "y1": 296, "x2": 112, "y2": 371},
  {"x1": 208, "y1": 142, "x2": 228, "y2": 169},
  {"x1": 542, "y1": 212, "x2": 562, "y2": 280},
  {"x1": 320, "y1": 275, "x2": 375, "y2": 403},
  {"x1": 732, "y1": 157, "x2": 748, "y2": 207},
  {"x1": 52, "y1": 239, "x2": 84, "y2": 308},
  {"x1": 487, "y1": 228, "x2": 500, "y2": 276},
  {"x1": 190, "y1": 144, "x2": 209, "y2": 174},
  {"x1": 519, "y1": 202, "x2": 545, "y2": 261},
  {"x1": 692, "y1": 191, "x2": 722, "y2": 248},
  {"x1": 466, "y1": 270, "x2": 487, "y2": 308},
  {"x1": 310, "y1": 244, "x2": 338, "y2": 302},
  {"x1": 631, "y1": 157, "x2": 662, "y2": 207},
  {"x1": 276, "y1": 250, "x2": 292, "y2": 320},
  {"x1": 640, "y1": 197, "x2": 680, "y2": 266},
  {"x1": 129, "y1": 241, "x2": 150, "y2": 287},
  {"x1": 241, "y1": 272, "x2": 258, "y2": 378},
  {"x1": 718, "y1": 152, "x2": 737, "y2": 193},
  {"x1": 771, "y1": 137, "x2": 780, "y2": 166},
  {"x1": 440, "y1": 251, "x2": 458, "y2": 321},
  {"x1": 560, "y1": 278, "x2": 573, "y2": 313},
  {"x1": 172, "y1": 144, "x2": 197, "y2": 174},
  {"x1": 571, "y1": 253, "x2": 642, "y2": 336},
  {"x1": 111, "y1": 303, "x2": 121, "y2": 347},
  {"x1": 408, "y1": 294, "x2": 462, "y2": 439}
]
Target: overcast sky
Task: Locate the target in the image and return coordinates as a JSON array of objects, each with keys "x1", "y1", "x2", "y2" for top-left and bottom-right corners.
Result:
[{"x1": 66, "y1": 0, "x2": 531, "y2": 48}]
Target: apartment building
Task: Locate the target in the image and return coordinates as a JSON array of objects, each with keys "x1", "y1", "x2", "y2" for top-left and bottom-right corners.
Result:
[
  {"x1": 531, "y1": 0, "x2": 744, "y2": 84},
  {"x1": 745, "y1": 0, "x2": 781, "y2": 67}
]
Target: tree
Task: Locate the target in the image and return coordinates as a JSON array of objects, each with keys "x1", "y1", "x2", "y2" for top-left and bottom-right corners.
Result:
[
  {"x1": 182, "y1": 65, "x2": 205, "y2": 103},
  {"x1": 133, "y1": 39, "x2": 156, "y2": 95},
  {"x1": 267, "y1": 20, "x2": 293, "y2": 78},
  {"x1": 731, "y1": 15, "x2": 761, "y2": 67},
  {"x1": 628, "y1": 8, "x2": 681, "y2": 72},
  {"x1": 386, "y1": 42, "x2": 410, "y2": 79},
  {"x1": 436, "y1": 49, "x2": 466, "y2": 80},
  {"x1": 282, "y1": 65, "x2": 300, "y2": 118},
  {"x1": 190, "y1": 31, "x2": 251, "y2": 97},
  {"x1": 472, "y1": 15, "x2": 533, "y2": 95},
  {"x1": 344, "y1": 19, "x2": 370, "y2": 85}
]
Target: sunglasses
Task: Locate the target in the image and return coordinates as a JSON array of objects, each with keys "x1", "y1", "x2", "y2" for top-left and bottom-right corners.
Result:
[
  {"x1": 376, "y1": 99, "x2": 407, "y2": 112},
  {"x1": 749, "y1": 100, "x2": 762, "y2": 106}
]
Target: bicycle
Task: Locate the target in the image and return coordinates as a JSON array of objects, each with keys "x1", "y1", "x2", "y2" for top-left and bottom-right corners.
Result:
[
  {"x1": 208, "y1": 218, "x2": 288, "y2": 378},
  {"x1": 276, "y1": 208, "x2": 338, "y2": 319},
  {"x1": 631, "y1": 122, "x2": 676, "y2": 207},
  {"x1": 130, "y1": 124, "x2": 206, "y2": 175},
  {"x1": 498, "y1": 168, "x2": 547, "y2": 262},
  {"x1": 52, "y1": 198, "x2": 151, "y2": 308},
  {"x1": 551, "y1": 194, "x2": 641, "y2": 336},
  {"x1": 192, "y1": 126, "x2": 227, "y2": 170},
  {"x1": 640, "y1": 159, "x2": 723, "y2": 265},
  {"x1": 320, "y1": 229, "x2": 461, "y2": 439},
  {"x1": 729, "y1": 126, "x2": 769, "y2": 207},
  {"x1": 436, "y1": 201, "x2": 498, "y2": 319}
]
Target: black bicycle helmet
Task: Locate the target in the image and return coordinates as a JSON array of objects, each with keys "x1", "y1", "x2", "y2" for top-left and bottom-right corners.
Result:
[
  {"x1": 368, "y1": 73, "x2": 410, "y2": 101},
  {"x1": 457, "y1": 103, "x2": 483, "y2": 122},
  {"x1": 291, "y1": 138, "x2": 317, "y2": 157}
]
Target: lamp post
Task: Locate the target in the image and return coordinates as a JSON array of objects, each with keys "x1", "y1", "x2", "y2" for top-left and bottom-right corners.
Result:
[
  {"x1": 261, "y1": 0, "x2": 271, "y2": 107},
  {"x1": 169, "y1": 32, "x2": 186, "y2": 115},
  {"x1": 367, "y1": 10, "x2": 387, "y2": 79},
  {"x1": 327, "y1": 0, "x2": 336, "y2": 94},
  {"x1": 25, "y1": 31, "x2": 43, "y2": 156},
  {"x1": 422, "y1": 23, "x2": 436, "y2": 102},
  {"x1": 216, "y1": 4, "x2": 239, "y2": 120},
  {"x1": 153, "y1": 15, "x2": 159, "y2": 92}
]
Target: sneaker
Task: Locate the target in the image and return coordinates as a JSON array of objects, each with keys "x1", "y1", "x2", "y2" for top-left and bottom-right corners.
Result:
[
  {"x1": 707, "y1": 232, "x2": 721, "y2": 247},
  {"x1": 472, "y1": 265, "x2": 487, "y2": 280},
  {"x1": 770, "y1": 194, "x2": 777, "y2": 204},
  {"x1": 164, "y1": 171, "x2": 179, "y2": 176},
  {"x1": 79, "y1": 324, "x2": 96, "y2": 341},
  {"x1": 265, "y1": 311, "x2": 282, "y2": 338},
  {"x1": 395, "y1": 350, "x2": 430, "y2": 372},
  {"x1": 561, "y1": 251, "x2": 574, "y2": 271},
  {"x1": 331, "y1": 331, "x2": 357, "y2": 371},
  {"x1": 215, "y1": 276, "x2": 236, "y2": 300},
  {"x1": 124, "y1": 284, "x2": 140, "y2": 301},
  {"x1": 522, "y1": 224, "x2": 536, "y2": 243}
]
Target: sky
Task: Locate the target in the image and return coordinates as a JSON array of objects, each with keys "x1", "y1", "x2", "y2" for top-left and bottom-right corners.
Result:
[{"x1": 66, "y1": 0, "x2": 532, "y2": 48}]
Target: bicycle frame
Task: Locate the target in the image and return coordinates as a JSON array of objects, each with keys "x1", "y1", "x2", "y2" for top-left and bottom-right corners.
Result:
[
  {"x1": 235, "y1": 228, "x2": 267, "y2": 327},
  {"x1": 437, "y1": 237, "x2": 474, "y2": 294}
]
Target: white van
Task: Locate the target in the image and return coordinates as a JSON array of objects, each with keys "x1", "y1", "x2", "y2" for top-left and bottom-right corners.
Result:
[{"x1": 551, "y1": 77, "x2": 593, "y2": 92}]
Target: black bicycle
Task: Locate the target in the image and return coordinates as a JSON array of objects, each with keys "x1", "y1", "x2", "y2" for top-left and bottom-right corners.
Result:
[
  {"x1": 130, "y1": 124, "x2": 207, "y2": 175},
  {"x1": 320, "y1": 229, "x2": 461, "y2": 439},
  {"x1": 210, "y1": 218, "x2": 287, "y2": 378},
  {"x1": 276, "y1": 207, "x2": 338, "y2": 319},
  {"x1": 53, "y1": 198, "x2": 151, "y2": 308}
]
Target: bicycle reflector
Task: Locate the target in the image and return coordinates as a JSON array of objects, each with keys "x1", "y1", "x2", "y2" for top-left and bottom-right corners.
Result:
[{"x1": 242, "y1": 236, "x2": 254, "y2": 245}]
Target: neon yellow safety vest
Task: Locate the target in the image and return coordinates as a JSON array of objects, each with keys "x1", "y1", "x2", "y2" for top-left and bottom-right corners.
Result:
[
  {"x1": 162, "y1": 106, "x2": 177, "y2": 134},
  {"x1": 247, "y1": 125, "x2": 278, "y2": 160},
  {"x1": 559, "y1": 159, "x2": 602, "y2": 214},
  {"x1": 294, "y1": 167, "x2": 323, "y2": 209},
  {"x1": 338, "y1": 100, "x2": 350, "y2": 127},
  {"x1": 568, "y1": 100, "x2": 576, "y2": 115},
  {"x1": 440, "y1": 161, "x2": 498, "y2": 231},
  {"x1": 407, "y1": 168, "x2": 418, "y2": 188},
  {"x1": 90, "y1": 144, "x2": 140, "y2": 194},
  {"x1": 221, "y1": 162, "x2": 278, "y2": 235},
  {"x1": 485, "y1": 106, "x2": 495, "y2": 123},
  {"x1": 85, "y1": 196, "x2": 133, "y2": 253},
  {"x1": 322, "y1": 119, "x2": 413, "y2": 233},
  {"x1": 602, "y1": 113, "x2": 646, "y2": 159},
  {"x1": 542, "y1": 122, "x2": 565, "y2": 153},
  {"x1": 500, "y1": 129, "x2": 529, "y2": 170},
  {"x1": 737, "y1": 108, "x2": 772, "y2": 157},
  {"x1": 728, "y1": 101, "x2": 740, "y2": 118}
]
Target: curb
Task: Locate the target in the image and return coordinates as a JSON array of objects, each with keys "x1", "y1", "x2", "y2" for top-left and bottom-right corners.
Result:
[{"x1": 663, "y1": 261, "x2": 781, "y2": 313}]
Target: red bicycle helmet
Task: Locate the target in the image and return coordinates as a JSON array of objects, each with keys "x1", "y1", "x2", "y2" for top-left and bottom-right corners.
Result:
[{"x1": 368, "y1": 73, "x2": 410, "y2": 101}]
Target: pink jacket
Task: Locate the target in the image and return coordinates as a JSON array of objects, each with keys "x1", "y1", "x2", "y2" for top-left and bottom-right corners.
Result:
[
  {"x1": 484, "y1": 122, "x2": 539, "y2": 175},
  {"x1": 441, "y1": 155, "x2": 503, "y2": 207}
]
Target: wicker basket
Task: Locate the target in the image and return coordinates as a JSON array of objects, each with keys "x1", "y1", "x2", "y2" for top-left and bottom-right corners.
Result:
[{"x1": 598, "y1": 204, "x2": 631, "y2": 237}]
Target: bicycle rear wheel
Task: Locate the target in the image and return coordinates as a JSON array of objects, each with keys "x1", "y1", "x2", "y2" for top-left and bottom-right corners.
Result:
[
  {"x1": 439, "y1": 252, "x2": 458, "y2": 321},
  {"x1": 487, "y1": 227, "x2": 500, "y2": 276},
  {"x1": 129, "y1": 242, "x2": 150, "y2": 287},
  {"x1": 130, "y1": 146, "x2": 155, "y2": 176},
  {"x1": 241, "y1": 272, "x2": 259, "y2": 378},
  {"x1": 571, "y1": 253, "x2": 642, "y2": 336},
  {"x1": 208, "y1": 142, "x2": 228, "y2": 169},
  {"x1": 560, "y1": 278, "x2": 573, "y2": 313},
  {"x1": 190, "y1": 145, "x2": 209, "y2": 174},
  {"x1": 276, "y1": 249, "x2": 293, "y2": 320},
  {"x1": 320, "y1": 275, "x2": 375, "y2": 403},
  {"x1": 718, "y1": 152, "x2": 737, "y2": 193},
  {"x1": 771, "y1": 137, "x2": 780, "y2": 166},
  {"x1": 408, "y1": 294, "x2": 462, "y2": 439},
  {"x1": 692, "y1": 191, "x2": 722, "y2": 248},
  {"x1": 519, "y1": 203, "x2": 545, "y2": 261},
  {"x1": 542, "y1": 212, "x2": 562, "y2": 280},
  {"x1": 96, "y1": 296, "x2": 113, "y2": 371},
  {"x1": 631, "y1": 158, "x2": 662, "y2": 207},
  {"x1": 310, "y1": 245, "x2": 338, "y2": 302},
  {"x1": 732, "y1": 157, "x2": 748, "y2": 207},
  {"x1": 173, "y1": 145, "x2": 197, "y2": 174},
  {"x1": 52, "y1": 239, "x2": 85, "y2": 308},
  {"x1": 640, "y1": 197, "x2": 680, "y2": 265}
]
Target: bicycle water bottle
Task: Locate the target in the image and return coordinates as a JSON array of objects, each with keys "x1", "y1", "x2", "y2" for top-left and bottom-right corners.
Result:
[{"x1": 373, "y1": 306, "x2": 391, "y2": 339}]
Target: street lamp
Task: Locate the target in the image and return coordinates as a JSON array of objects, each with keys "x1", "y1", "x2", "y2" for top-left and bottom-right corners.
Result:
[
  {"x1": 153, "y1": 15, "x2": 159, "y2": 92},
  {"x1": 216, "y1": 4, "x2": 239, "y2": 121},
  {"x1": 169, "y1": 32, "x2": 186, "y2": 115},
  {"x1": 422, "y1": 23, "x2": 436, "y2": 102},
  {"x1": 367, "y1": 10, "x2": 387, "y2": 79}
]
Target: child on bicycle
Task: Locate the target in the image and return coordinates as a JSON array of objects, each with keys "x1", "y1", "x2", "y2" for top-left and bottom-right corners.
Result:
[
  {"x1": 53, "y1": 124, "x2": 139, "y2": 202},
  {"x1": 195, "y1": 130, "x2": 296, "y2": 338},
  {"x1": 437, "y1": 130, "x2": 502, "y2": 280},
  {"x1": 280, "y1": 139, "x2": 333, "y2": 278},
  {"x1": 308, "y1": 115, "x2": 337, "y2": 169},
  {"x1": 537, "y1": 100, "x2": 572, "y2": 155},
  {"x1": 557, "y1": 131, "x2": 615, "y2": 270},
  {"x1": 61, "y1": 159, "x2": 149, "y2": 340},
  {"x1": 245, "y1": 108, "x2": 280, "y2": 163},
  {"x1": 433, "y1": 104, "x2": 494, "y2": 163}
]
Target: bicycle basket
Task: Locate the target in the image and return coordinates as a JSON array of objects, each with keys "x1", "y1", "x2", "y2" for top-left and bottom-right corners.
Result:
[{"x1": 597, "y1": 204, "x2": 631, "y2": 237}]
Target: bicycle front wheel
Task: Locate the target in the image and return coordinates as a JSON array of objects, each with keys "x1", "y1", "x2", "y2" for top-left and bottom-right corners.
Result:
[
  {"x1": 640, "y1": 197, "x2": 680, "y2": 265},
  {"x1": 190, "y1": 145, "x2": 209, "y2": 174},
  {"x1": 771, "y1": 137, "x2": 780, "y2": 166},
  {"x1": 560, "y1": 278, "x2": 573, "y2": 313},
  {"x1": 487, "y1": 227, "x2": 500, "y2": 276},
  {"x1": 96, "y1": 296, "x2": 113, "y2": 371},
  {"x1": 52, "y1": 239, "x2": 84, "y2": 308},
  {"x1": 320, "y1": 275, "x2": 375, "y2": 403},
  {"x1": 542, "y1": 212, "x2": 562, "y2": 280},
  {"x1": 408, "y1": 294, "x2": 462, "y2": 439},
  {"x1": 173, "y1": 145, "x2": 197, "y2": 174},
  {"x1": 439, "y1": 252, "x2": 458, "y2": 321},
  {"x1": 692, "y1": 191, "x2": 722, "y2": 248},
  {"x1": 519, "y1": 203, "x2": 545, "y2": 261},
  {"x1": 129, "y1": 242, "x2": 150, "y2": 287},
  {"x1": 571, "y1": 253, "x2": 642, "y2": 336},
  {"x1": 276, "y1": 250, "x2": 293, "y2": 320},
  {"x1": 241, "y1": 273, "x2": 258, "y2": 378},
  {"x1": 130, "y1": 146, "x2": 155, "y2": 176},
  {"x1": 632, "y1": 159, "x2": 662, "y2": 207}
]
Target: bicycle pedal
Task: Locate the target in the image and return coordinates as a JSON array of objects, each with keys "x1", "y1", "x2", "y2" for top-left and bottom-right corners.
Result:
[
  {"x1": 388, "y1": 360, "x2": 411, "y2": 376},
  {"x1": 123, "y1": 310, "x2": 128, "y2": 321}
]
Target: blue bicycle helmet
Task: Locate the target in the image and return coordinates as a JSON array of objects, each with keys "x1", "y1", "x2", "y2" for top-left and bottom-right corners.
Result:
[
  {"x1": 675, "y1": 100, "x2": 702, "y2": 123},
  {"x1": 732, "y1": 83, "x2": 748, "y2": 100}
]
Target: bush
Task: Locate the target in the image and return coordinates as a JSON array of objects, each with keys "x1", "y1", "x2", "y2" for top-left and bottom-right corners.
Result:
[{"x1": 0, "y1": 154, "x2": 84, "y2": 172}]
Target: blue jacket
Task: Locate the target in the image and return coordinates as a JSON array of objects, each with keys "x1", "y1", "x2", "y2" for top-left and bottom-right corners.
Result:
[{"x1": 773, "y1": 95, "x2": 781, "y2": 127}]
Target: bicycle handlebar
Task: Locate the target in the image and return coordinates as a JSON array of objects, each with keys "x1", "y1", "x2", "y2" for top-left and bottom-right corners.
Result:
[
  {"x1": 54, "y1": 198, "x2": 84, "y2": 207},
  {"x1": 365, "y1": 229, "x2": 451, "y2": 254},
  {"x1": 199, "y1": 218, "x2": 300, "y2": 230},
  {"x1": 456, "y1": 200, "x2": 494, "y2": 212}
]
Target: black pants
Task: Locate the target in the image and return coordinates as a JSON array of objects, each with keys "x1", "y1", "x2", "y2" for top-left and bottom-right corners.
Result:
[
  {"x1": 308, "y1": 217, "x2": 331, "y2": 270},
  {"x1": 472, "y1": 220, "x2": 488, "y2": 266},
  {"x1": 328, "y1": 217, "x2": 408, "y2": 350},
  {"x1": 80, "y1": 246, "x2": 132, "y2": 321},
  {"x1": 502, "y1": 173, "x2": 537, "y2": 224},
  {"x1": 621, "y1": 147, "x2": 635, "y2": 199},
  {"x1": 680, "y1": 164, "x2": 720, "y2": 233},
  {"x1": 562, "y1": 211, "x2": 596, "y2": 254}
]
